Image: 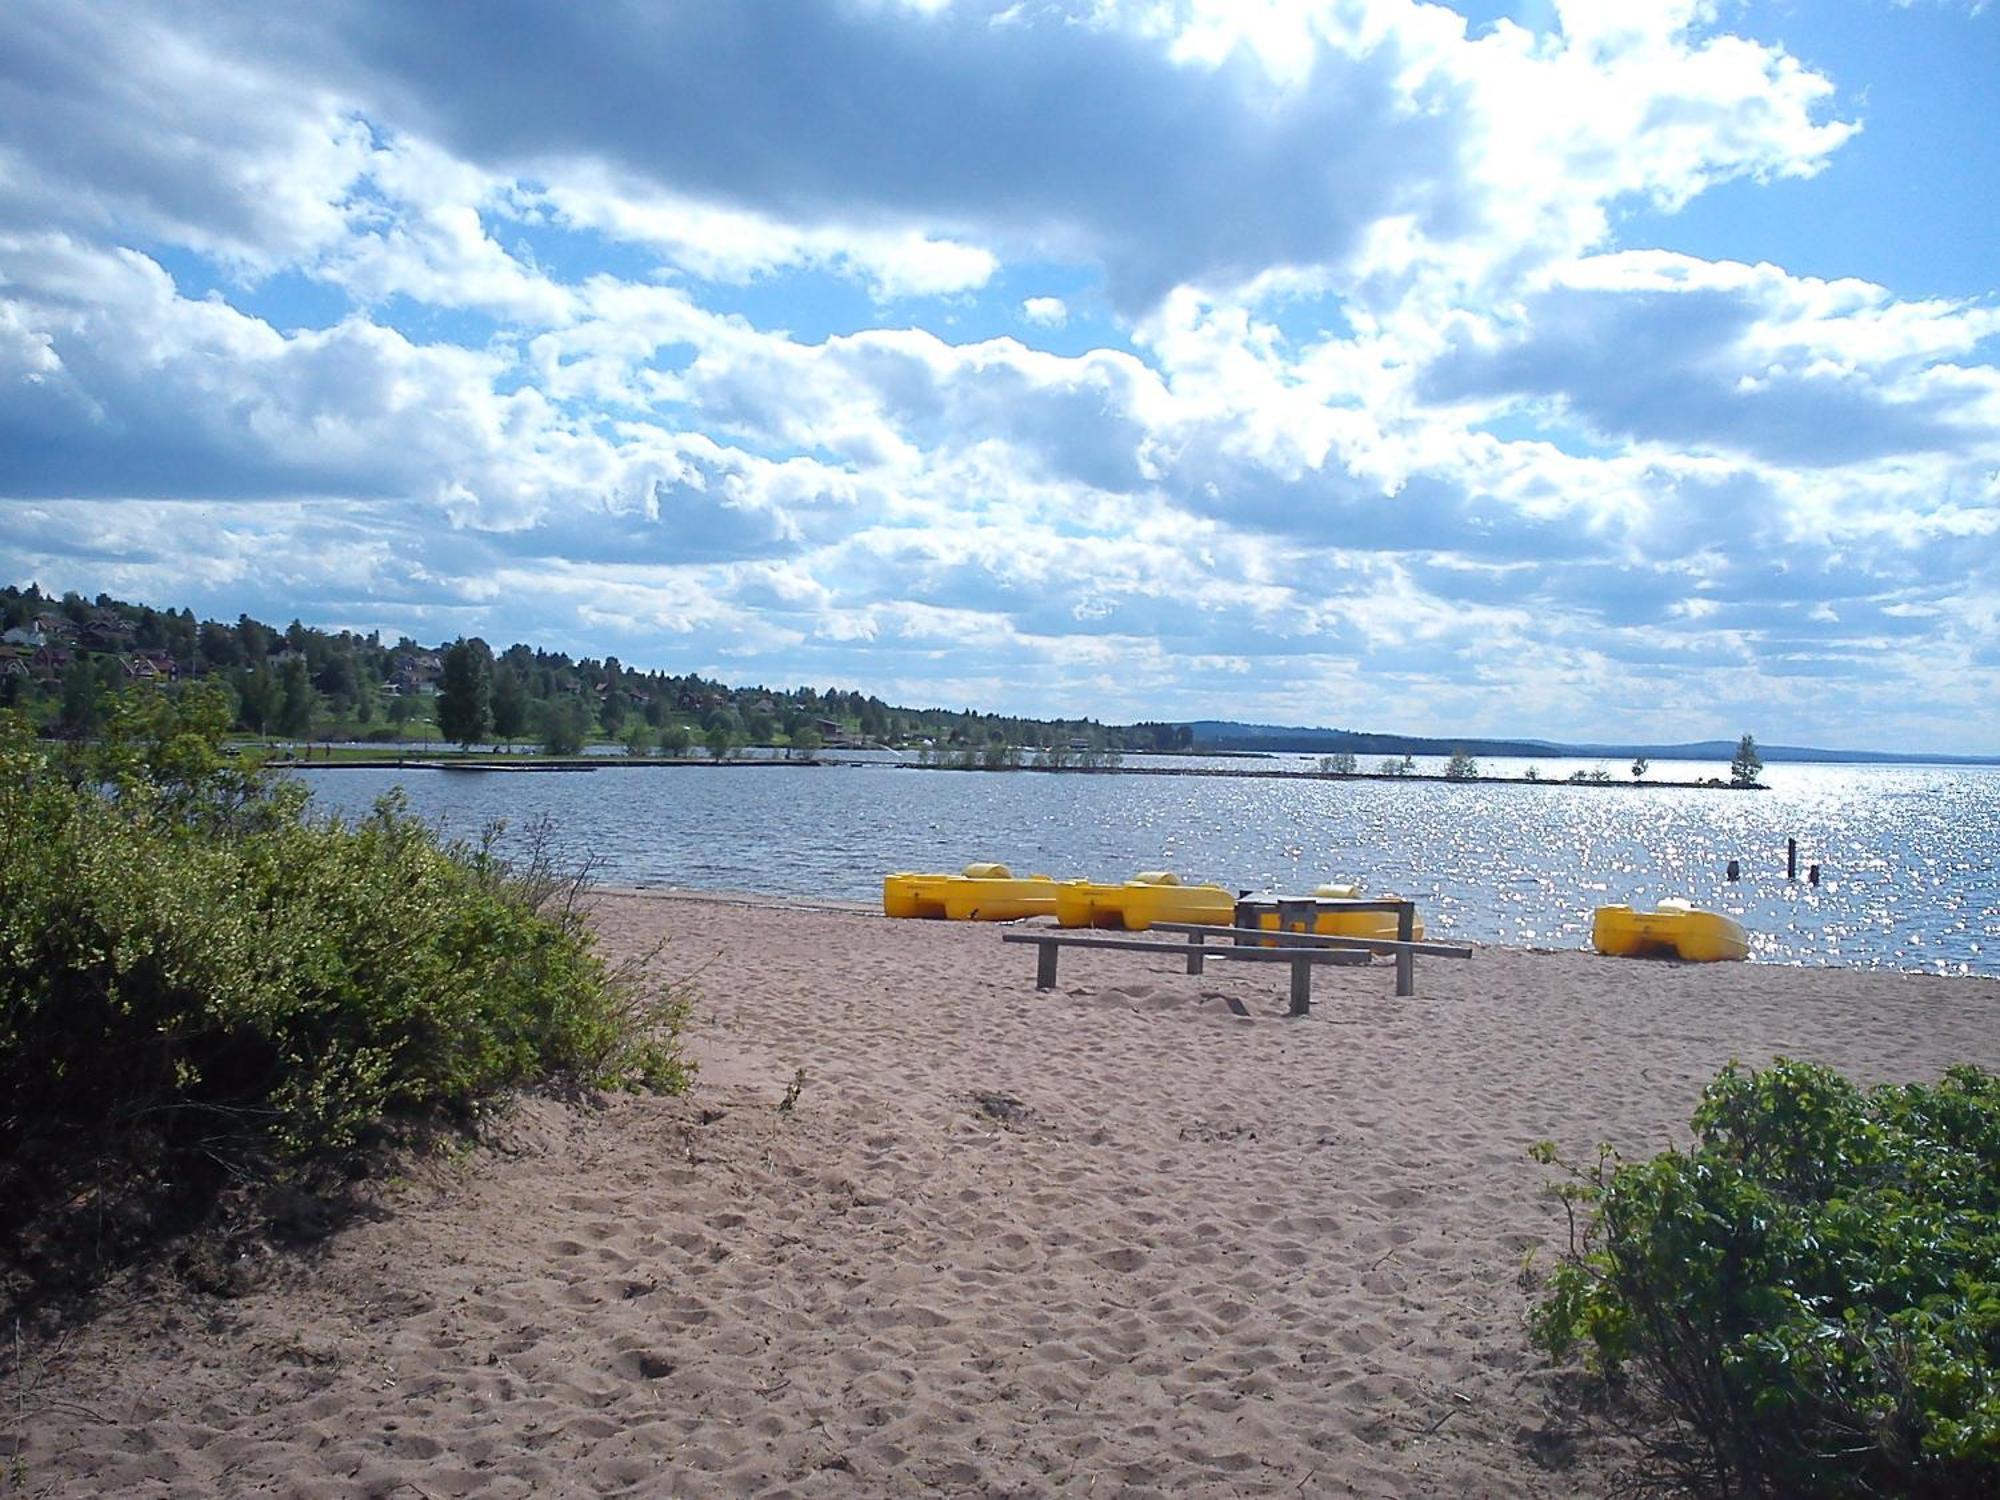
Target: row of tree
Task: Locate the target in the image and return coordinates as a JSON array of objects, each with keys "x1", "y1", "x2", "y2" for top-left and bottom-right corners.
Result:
[
  {"x1": 1, "y1": 585, "x2": 1139, "y2": 754},
  {"x1": 1314, "y1": 738, "x2": 1765, "y2": 787}
]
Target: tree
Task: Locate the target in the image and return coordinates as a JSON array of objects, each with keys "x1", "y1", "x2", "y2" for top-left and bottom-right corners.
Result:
[
  {"x1": 1631, "y1": 756, "x2": 1650, "y2": 782},
  {"x1": 789, "y1": 724, "x2": 822, "y2": 760},
  {"x1": 1730, "y1": 733, "x2": 1763, "y2": 788},
  {"x1": 540, "y1": 698, "x2": 586, "y2": 756},
  {"x1": 437, "y1": 638, "x2": 492, "y2": 750},
  {"x1": 1444, "y1": 748, "x2": 1478, "y2": 780},
  {"x1": 236, "y1": 665, "x2": 282, "y2": 738},
  {"x1": 276, "y1": 656, "x2": 315, "y2": 738},
  {"x1": 1319, "y1": 752, "x2": 1358, "y2": 775},
  {"x1": 705, "y1": 723, "x2": 733, "y2": 761},
  {"x1": 490, "y1": 665, "x2": 528, "y2": 743},
  {"x1": 58, "y1": 658, "x2": 105, "y2": 738},
  {"x1": 660, "y1": 723, "x2": 693, "y2": 758},
  {"x1": 599, "y1": 685, "x2": 626, "y2": 737}
]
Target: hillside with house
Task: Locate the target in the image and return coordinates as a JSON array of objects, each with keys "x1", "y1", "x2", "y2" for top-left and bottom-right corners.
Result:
[{"x1": 0, "y1": 584, "x2": 1130, "y2": 756}]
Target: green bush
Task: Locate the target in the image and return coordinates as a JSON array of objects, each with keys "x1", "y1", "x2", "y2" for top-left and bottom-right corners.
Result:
[
  {"x1": 1532, "y1": 1058, "x2": 2000, "y2": 1497},
  {"x1": 0, "y1": 687, "x2": 687, "y2": 1281}
]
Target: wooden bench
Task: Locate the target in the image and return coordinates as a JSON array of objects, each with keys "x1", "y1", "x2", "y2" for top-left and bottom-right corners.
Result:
[{"x1": 1001, "y1": 922, "x2": 1471, "y2": 1014}]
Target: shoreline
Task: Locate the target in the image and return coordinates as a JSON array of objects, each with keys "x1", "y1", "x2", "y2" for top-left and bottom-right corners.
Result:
[{"x1": 284, "y1": 755, "x2": 1766, "y2": 790}]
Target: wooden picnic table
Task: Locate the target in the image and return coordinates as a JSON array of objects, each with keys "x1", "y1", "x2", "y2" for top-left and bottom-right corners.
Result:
[
  {"x1": 1230, "y1": 894, "x2": 1421, "y2": 993},
  {"x1": 1002, "y1": 914, "x2": 1470, "y2": 1014}
]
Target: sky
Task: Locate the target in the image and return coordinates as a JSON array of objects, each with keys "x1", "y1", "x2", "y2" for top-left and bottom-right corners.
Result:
[{"x1": 1, "y1": 1, "x2": 1996, "y2": 752}]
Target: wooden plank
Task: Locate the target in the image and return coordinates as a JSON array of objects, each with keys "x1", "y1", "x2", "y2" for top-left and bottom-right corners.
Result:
[
  {"x1": 1289, "y1": 958, "x2": 1312, "y2": 1016},
  {"x1": 1233, "y1": 897, "x2": 1417, "y2": 916},
  {"x1": 1146, "y1": 923, "x2": 1471, "y2": 959},
  {"x1": 1036, "y1": 940, "x2": 1058, "y2": 991},
  {"x1": 999, "y1": 934, "x2": 1369, "y2": 965},
  {"x1": 1185, "y1": 928, "x2": 1206, "y2": 976}
]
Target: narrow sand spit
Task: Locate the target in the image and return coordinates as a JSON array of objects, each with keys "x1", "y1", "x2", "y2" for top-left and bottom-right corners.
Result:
[{"x1": 9, "y1": 893, "x2": 1998, "y2": 1497}]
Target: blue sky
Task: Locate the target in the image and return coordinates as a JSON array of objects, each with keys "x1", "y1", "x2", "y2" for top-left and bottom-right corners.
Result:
[{"x1": 1, "y1": 0, "x2": 1994, "y2": 751}]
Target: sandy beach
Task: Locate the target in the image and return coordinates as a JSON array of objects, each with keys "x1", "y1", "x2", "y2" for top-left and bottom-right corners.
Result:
[{"x1": 8, "y1": 891, "x2": 1997, "y2": 1497}]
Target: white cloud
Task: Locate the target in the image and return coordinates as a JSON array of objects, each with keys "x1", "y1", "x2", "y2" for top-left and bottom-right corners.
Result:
[
  {"x1": 1021, "y1": 296, "x2": 1068, "y2": 327},
  {"x1": 533, "y1": 167, "x2": 998, "y2": 300},
  {"x1": 0, "y1": 1, "x2": 1994, "y2": 748}
]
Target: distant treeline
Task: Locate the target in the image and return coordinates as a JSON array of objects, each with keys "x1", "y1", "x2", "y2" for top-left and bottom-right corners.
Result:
[
  {"x1": 1184, "y1": 719, "x2": 1995, "y2": 766},
  {"x1": 0, "y1": 584, "x2": 1193, "y2": 753}
]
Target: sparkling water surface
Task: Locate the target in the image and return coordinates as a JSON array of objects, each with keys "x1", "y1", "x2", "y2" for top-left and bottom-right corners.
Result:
[{"x1": 296, "y1": 759, "x2": 2000, "y2": 976}]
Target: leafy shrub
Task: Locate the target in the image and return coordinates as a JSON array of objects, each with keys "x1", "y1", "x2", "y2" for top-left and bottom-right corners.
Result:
[
  {"x1": 0, "y1": 687, "x2": 688, "y2": 1291},
  {"x1": 1532, "y1": 1058, "x2": 1999, "y2": 1498}
]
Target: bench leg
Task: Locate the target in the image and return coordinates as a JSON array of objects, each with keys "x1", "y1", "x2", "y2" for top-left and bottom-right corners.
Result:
[
  {"x1": 1186, "y1": 930, "x2": 1205, "y2": 976},
  {"x1": 1036, "y1": 941, "x2": 1059, "y2": 991},
  {"x1": 1289, "y1": 957, "x2": 1311, "y2": 1016},
  {"x1": 1396, "y1": 905, "x2": 1415, "y2": 997}
]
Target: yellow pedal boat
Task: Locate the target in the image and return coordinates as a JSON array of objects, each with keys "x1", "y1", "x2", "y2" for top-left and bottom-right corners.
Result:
[
  {"x1": 1592, "y1": 900, "x2": 1748, "y2": 962},
  {"x1": 883, "y1": 864, "x2": 1059, "y2": 921},
  {"x1": 1054, "y1": 871, "x2": 1236, "y2": 932}
]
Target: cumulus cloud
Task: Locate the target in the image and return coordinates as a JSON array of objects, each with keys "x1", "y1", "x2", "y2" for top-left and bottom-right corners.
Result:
[
  {"x1": 1419, "y1": 252, "x2": 2000, "y2": 467},
  {"x1": 1021, "y1": 296, "x2": 1068, "y2": 327},
  {"x1": 0, "y1": 0, "x2": 1994, "y2": 748}
]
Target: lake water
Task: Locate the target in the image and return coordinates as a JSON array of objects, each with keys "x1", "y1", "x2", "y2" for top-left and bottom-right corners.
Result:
[{"x1": 294, "y1": 759, "x2": 2000, "y2": 977}]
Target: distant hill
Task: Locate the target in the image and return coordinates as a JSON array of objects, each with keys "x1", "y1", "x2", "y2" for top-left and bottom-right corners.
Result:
[{"x1": 1183, "y1": 721, "x2": 1999, "y2": 766}]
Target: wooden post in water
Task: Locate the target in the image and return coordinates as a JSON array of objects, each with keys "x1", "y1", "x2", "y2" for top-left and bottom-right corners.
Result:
[
  {"x1": 1787, "y1": 837, "x2": 1798, "y2": 879},
  {"x1": 1727, "y1": 859, "x2": 1740, "y2": 881}
]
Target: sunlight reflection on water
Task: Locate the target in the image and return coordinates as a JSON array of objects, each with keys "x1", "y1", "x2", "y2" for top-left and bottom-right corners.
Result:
[{"x1": 298, "y1": 760, "x2": 2000, "y2": 976}]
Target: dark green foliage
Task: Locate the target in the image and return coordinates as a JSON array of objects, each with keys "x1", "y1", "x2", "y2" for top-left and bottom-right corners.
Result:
[
  {"x1": 1532, "y1": 1058, "x2": 2000, "y2": 1497},
  {"x1": 436, "y1": 638, "x2": 492, "y2": 749},
  {"x1": 57, "y1": 659, "x2": 103, "y2": 737},
  {"x1": 490, "y1": 664, "x2": 528, "y2": 741},
  {"x1": 0, "y1": 689, "x2": 688, "y2": 1298},
  {"x1": 0, "y1": 582, "x2": 1152, "y2": 752},
  {"x1": 599, "y1": 683, "x2": 626, "y2": 736},
  {"x1": 540, "y1": 697, "x2": 587, "y2": 756},
  {"x1": 236, "y1": 664, "x2": 281, "y2": 736},
  {"x1": 1731, "y1": 733, "x2": 1764, "y2": 787},
  {"x1": 276, "y1": 656, "x2": 315, "y2": 737}
]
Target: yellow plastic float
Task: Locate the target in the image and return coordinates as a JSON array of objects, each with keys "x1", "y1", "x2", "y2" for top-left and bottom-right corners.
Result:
[
  {"x1": 1592, "y1": 900, "x2": 1748, "y2": 962},
  {"x1": 1054, "y1": 871, "x2": 1236, "y2": 932},
  {"x1": 882, "y1": 864, "x2": 1059, "y2": 921}
]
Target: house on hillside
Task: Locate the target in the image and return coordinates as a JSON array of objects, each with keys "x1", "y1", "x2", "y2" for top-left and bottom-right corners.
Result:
[
  {"x1": 390, "y1": 652, "x2": 443, "y2": 694},
  {"x1": 1, "y1": 625, "x2": 44, "y2": 649},
  {"x1": 82, "y1": 619, "x2": 137, "y2": 653},
  {"x1": 121, "y1": 652, "x2": 180, "y2": 683}
]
